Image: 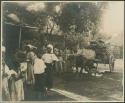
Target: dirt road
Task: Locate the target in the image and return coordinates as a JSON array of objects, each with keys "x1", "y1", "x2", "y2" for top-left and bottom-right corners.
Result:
[{"x1": 24, "y1": 59, "x2": 124, "y2": 102}]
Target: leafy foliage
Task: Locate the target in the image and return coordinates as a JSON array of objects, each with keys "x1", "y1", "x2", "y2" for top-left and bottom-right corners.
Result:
[
  {"x1": 3, "y1": 2, "x2": 107, "y2": 49},
  {"x1": 58, "y1": 3, "x2": 102, "y2": 36}
]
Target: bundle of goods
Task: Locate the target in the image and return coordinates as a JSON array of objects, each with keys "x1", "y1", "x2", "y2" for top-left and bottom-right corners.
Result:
[
  {"x1": 77, "y1": 48, "x2": 96, "y2": 60},
  {"x1": 90, "y1": 40, "x2": 111, "y2": 59}
]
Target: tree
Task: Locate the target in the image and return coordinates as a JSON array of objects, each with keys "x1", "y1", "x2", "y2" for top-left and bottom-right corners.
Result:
[
  {"x1": 58, "y1": 3, "x2": 104, "y2": 36},
  {"x1": 55, "y1": 2, "x2": 106, "y2": 48},
  {"x1": 3, "y1": 2, "x2": 108, "y2": 49}
]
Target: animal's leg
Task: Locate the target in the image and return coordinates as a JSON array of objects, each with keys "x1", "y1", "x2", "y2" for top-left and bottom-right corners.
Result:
[
  {"x1": 87, "y1": 66, "x2": 92, "y2": 76},
  {"x1": 74, "y1": 66, "x2": 79, "y2": 78},
  {"x1": 72, "y1": 65, "x2": 75, "y2": 73},
  {"x1": 79, "y1": 67, "x2": 83, "y2": 77},
  {"x1": 85, "y1": 66, "x2": 88, "y2": 72},
  {"x1": 75, "y1": 66, "x2": 78, "y2": 74},
  {"x1": 96, "y1": 63, "x2": 98, "y2": 72},
  {"x1": 80, "y1": 67, "x2": 83, "y2": 74}
]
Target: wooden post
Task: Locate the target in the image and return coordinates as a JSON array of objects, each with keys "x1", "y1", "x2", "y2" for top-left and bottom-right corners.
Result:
[{"x1": 19, "y1": 27, "x2": 22, "y2": 48}]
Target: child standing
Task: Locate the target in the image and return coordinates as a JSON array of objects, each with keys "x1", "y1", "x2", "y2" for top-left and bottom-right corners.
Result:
[{"x1": 26, "y1": 44, "x2": 36, "y2": 85}]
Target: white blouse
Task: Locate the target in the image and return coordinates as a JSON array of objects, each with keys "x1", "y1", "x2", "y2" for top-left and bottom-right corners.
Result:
[
  {"x1": 2, "y1": 64, "x2": 17, "y2": 78},
  {"x1": 34, "y1": 58, "x2": 46, "y2": 74},
  {"x1": 42, "y1": 53, "x2": 59, "y2": 63}
]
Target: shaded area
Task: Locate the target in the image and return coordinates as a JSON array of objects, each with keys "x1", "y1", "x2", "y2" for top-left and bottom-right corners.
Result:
[
  {"x1": 24, "y1": 84, "x2": 73, "y2": 101},
  {"x1": 54, "y1": 72, "x2": 123, "y2": 101},
  {"x1": 22, "y1": 59, "x2": 123, "y2": 101}
]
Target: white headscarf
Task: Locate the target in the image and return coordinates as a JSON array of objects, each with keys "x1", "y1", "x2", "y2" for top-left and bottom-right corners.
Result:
[
  {"x1": 47, "y1": 44, "x2": 53, "y2": 53},
  {"x1": 2, "y1": 46, "x2": 6, "y2": 52}
]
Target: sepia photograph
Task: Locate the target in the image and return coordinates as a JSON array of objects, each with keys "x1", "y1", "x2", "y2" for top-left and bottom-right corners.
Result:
[{"x1": 1, "y1": 1, "x2": 124, "y2": 102}]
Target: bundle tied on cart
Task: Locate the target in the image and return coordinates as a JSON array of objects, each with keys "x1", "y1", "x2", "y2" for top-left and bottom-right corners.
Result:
[{"x1": 77, "y1": 48, "x2": 96, "y2": 60}]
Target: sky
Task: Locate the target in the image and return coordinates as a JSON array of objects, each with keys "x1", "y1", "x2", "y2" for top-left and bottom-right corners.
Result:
[{"x1": 99, "y1": 1, "x2": 124, "y2": 46}]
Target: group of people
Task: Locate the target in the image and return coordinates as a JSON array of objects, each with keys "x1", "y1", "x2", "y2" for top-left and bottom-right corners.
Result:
[
  {"x1": 2, "y1": 43, "x2": 60, "y2": 101},
  {"x1": 26, "y1": 44, "x2": 59, "y2": 98}
]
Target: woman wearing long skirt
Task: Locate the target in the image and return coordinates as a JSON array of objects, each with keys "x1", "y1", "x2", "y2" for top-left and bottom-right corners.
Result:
[
  {"x1": 2, "y1": 46, "x2": 11, "y2": 101},
  {"x1": 2, "y1": 61, "x2": 11, "y2": 101},
  {"x1": 42, "y1": 47, "x2": 58, "y2": 92}
]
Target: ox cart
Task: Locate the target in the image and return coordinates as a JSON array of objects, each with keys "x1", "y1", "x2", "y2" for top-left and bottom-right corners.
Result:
[{"x1": 64, "y1": 40, "x2": 115, "y2": 76}]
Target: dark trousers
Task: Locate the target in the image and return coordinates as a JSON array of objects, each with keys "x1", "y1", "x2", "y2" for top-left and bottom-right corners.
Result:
[
  {"x1": 34, "y1": 73, "x2": 45, "y2": 92},
  {"x1": 45, "y1": 63, "x2": 53, "y2": 89}
]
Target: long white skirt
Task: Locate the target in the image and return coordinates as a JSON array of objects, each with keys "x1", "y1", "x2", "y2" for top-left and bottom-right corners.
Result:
[{"x1": 15, "y1": 79, "x2": 24, "y2": 101}]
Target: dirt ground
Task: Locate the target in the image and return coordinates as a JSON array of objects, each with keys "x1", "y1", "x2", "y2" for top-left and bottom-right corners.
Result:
[
  {"x1": 53, "y1": 59, "x2": 124, "y2": 101},
  {"x1": 23, "y1": 59, "x2": 123, "y2": 101},
  {"x1": 19, "y1": 59, "x2": 124, "y2": 101}
]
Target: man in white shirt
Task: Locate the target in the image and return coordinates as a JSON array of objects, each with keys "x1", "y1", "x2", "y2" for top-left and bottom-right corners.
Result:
[
  {"x1": 33, "y1": 52, "x2": 46, "y2": 99},
  {"x1": 34, "y1": 57, "x2": 46, "y2": 74}
]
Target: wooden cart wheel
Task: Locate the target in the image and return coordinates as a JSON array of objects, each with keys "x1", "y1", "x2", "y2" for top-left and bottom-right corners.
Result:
[{"x1": 109, "y1": 55, "x2": 115, "y2": 72}]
